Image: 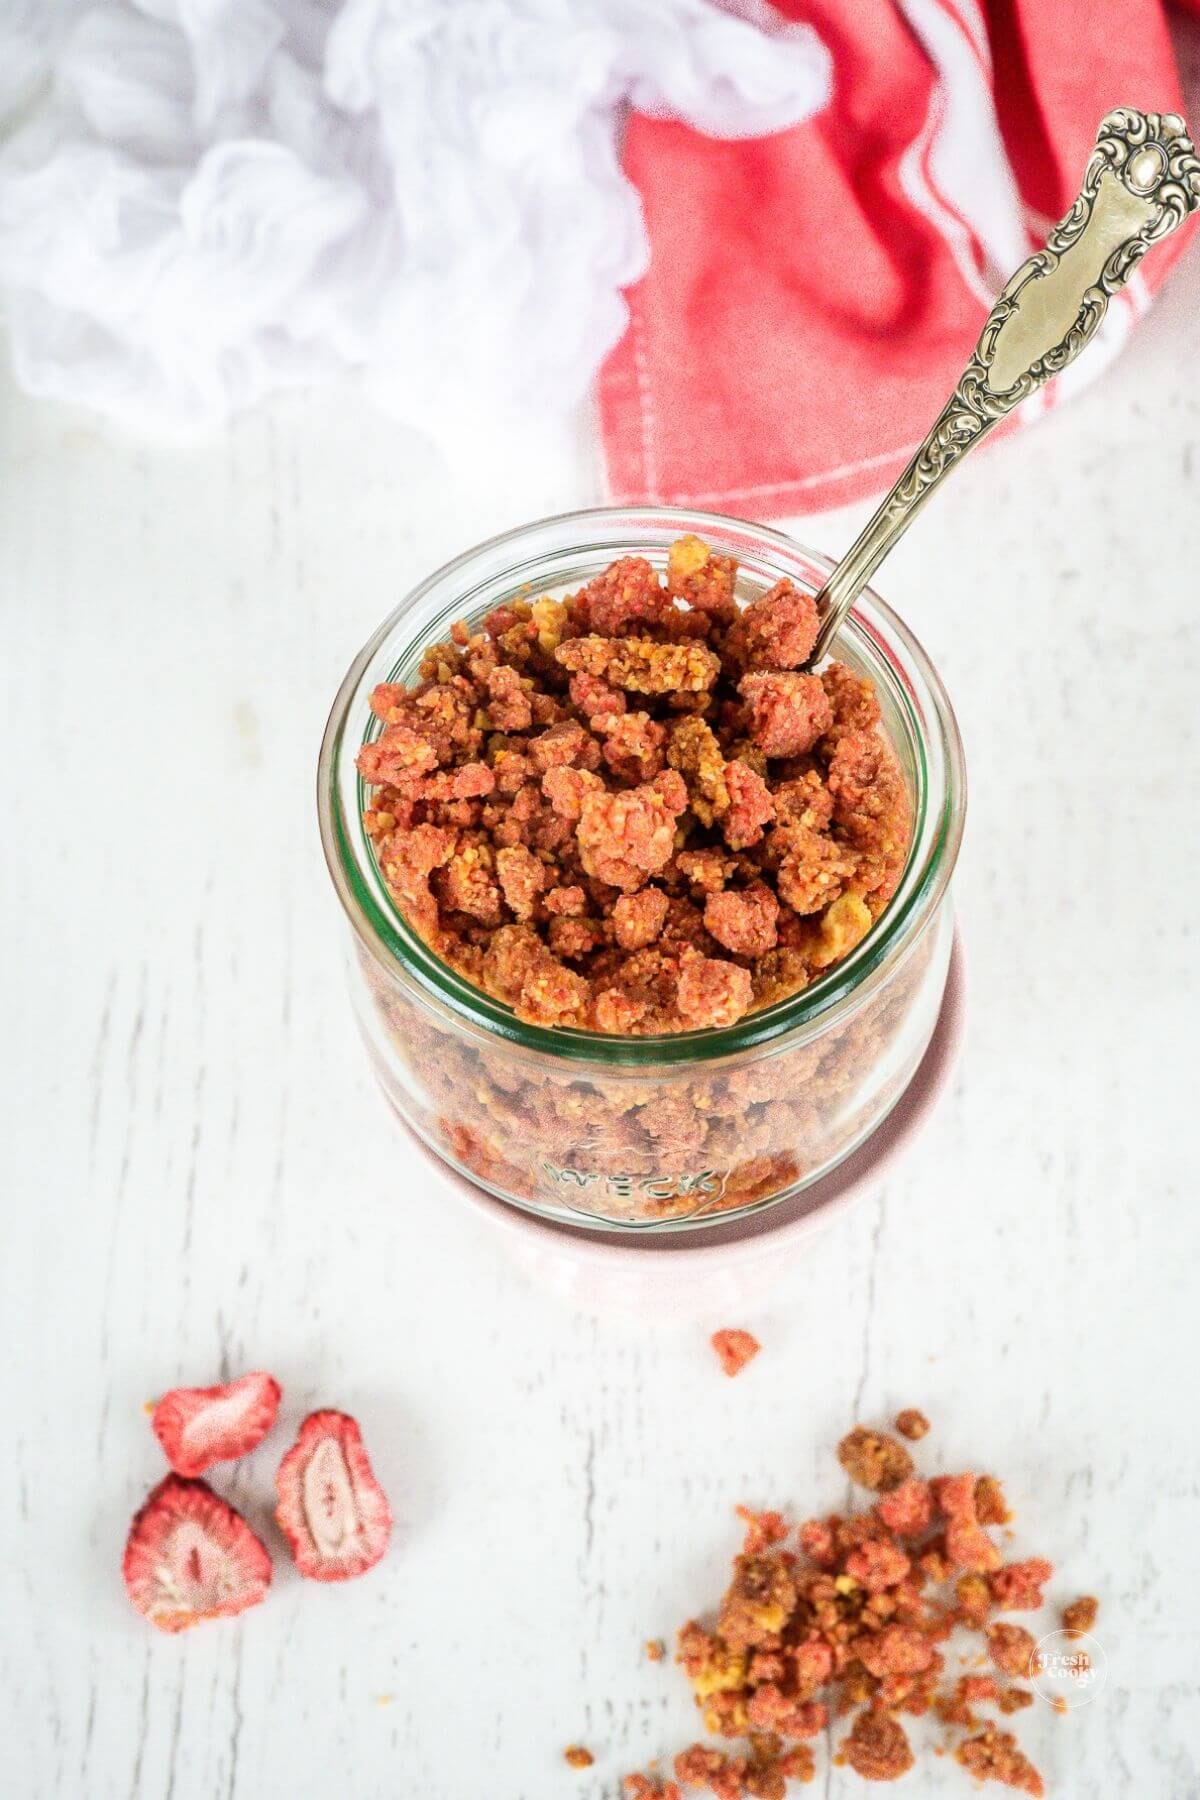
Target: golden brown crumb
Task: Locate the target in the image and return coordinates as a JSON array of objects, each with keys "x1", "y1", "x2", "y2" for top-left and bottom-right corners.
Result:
[
  {"x1": 810, "y1": 891, "x2": 872, "y2": 968},
  {"x1": 668, "y1": 715, "x2": 730, "y2": 825},
  {"x1": 895, "y1": 1408, "x2": 930, "y2": 1441},
  {"x1": 988, "y1": 1622, "x2": 1037, "y2": 1678},
  {"x1": 564, "y1": 1744, "x2": 595, "y2": 1769},
  {"x1": 1062, "y1": 1595, "x2": 1099, "y2": 1638},
  {"x1": 975, "y1": 1475, "x2": 1012, "y2": 1526},
  {"x1": 837, "y1": 1426, "x2": 914, "y2": 1492},
  {"x1": 645, "y1": 1639, "x2": 666, "y2": 1663},
  {"x1": 843, "y1": 1708, "x2": 914, "y2": 1780},
  {"x1": 717, "y1": 1552, "x2": 798, "y2": 1649},
  {"x1": 956, "y1": 1725, "x2": 1044, "y2": 1796},
  {"x1": 556, "y1": 633, "x2": 720, "y2": 696}
]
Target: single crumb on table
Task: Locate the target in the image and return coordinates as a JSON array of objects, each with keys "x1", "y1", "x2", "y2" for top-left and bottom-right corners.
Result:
[
  {"x1": 836, "y1": 1424, "x2": 914, "y2": 1491},
  {"x1": 622, "y1": 1411, "x2": 1096, "y2": 1797},
  {"x1": 710, "y1": 1330, "x2": 761, "y2": 1378},
  {"x1": 646, "y1": 1639, "x2": 667, "y2": 1663},
  {"x1": 956, "y1": 1724, "x2": 1045, "y2": 1794},
  {"x1": 1062, "y1": 1595, "x2": 1099, "y2": 1638},
  {"x1": 895, "y1": 1407, "x2": 930, "y2": 1441},
  {"x1": 564, "y1": 1744, "x2": 595, "y2": 1769}
]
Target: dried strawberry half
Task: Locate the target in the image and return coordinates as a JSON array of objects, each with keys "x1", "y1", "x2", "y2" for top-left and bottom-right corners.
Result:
[
  {"x1": 151, "y1": 1370, "x2": 282, "y2": 1477},
  {"x1": 123, "y1": 1475, "x2": 272, "y2": 1633},
  {"x1": 275, "y1": 1410, "x2": 391, "y2": 1582}
]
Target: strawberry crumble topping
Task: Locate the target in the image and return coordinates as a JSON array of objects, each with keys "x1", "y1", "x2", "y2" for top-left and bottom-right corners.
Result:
[
  {"x1": 623, "y1": 1413, "x2": 1093, "y2": 1798},
  {"x1": 358, "y1": 539, "x2": 910, "y2": 1036},
  {"x1": 895, "y1": 1408, "x2": 930, "y2": 1442},
  {"x1": 711, "y1": 1330, "x2": 761, "y2": 1378},
  {"x1": 1062, "y1": 1595, "x2": 1099, "y2": 1638}
]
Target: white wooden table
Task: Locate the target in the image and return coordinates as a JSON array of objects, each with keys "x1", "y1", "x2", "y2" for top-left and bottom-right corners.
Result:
[{"x1": 4, "y1": 162, "x2": 1200, "y2": 1800}]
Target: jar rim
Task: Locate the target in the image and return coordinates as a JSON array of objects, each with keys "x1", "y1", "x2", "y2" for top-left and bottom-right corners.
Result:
[{"x1": 318, "y1": 505, "x2": 966, "y2": 1068}]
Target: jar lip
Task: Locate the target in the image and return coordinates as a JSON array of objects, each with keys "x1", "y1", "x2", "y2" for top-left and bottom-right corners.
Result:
[{"x1": 318, "y1": 505, "x2": 966, "y2": 1067}]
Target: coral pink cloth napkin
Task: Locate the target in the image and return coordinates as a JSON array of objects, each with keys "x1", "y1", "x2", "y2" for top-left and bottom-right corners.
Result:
[{"x1": 600, "y1": 0, "x2": 1196, "y2": 516}]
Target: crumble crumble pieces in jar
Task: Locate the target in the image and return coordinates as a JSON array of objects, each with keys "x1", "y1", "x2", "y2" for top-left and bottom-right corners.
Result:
[{"x1": 319, "y1": 509, "x2": 964, "y2": 1230}]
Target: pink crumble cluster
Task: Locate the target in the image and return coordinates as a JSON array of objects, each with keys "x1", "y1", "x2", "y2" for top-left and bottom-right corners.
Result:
[
  {"x1": 358, "y1": 537, "x2": 910, "y2": 1036},
  {"x1": 622, "y1": 1414, "x2": 1096, "y2": 1798}
]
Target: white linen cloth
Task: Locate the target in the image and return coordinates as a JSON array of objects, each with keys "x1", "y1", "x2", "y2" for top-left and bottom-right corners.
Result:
[{"x1": 0, "y1": 0, "x2": 830, "y2": 451}]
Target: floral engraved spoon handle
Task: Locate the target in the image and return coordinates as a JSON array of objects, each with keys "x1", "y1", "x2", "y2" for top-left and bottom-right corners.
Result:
[{"x1": 808, "y1": 108, "x2": 1200, "y2": 664}]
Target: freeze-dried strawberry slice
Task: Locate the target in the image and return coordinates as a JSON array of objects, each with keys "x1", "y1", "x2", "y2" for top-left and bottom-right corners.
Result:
[
  {"x1": 151, "y1": 1370, "x2": 282, "y2": 1477},
  {"x1": 123, "y1": 1475, "x2": 272, "y2": 1633},
  {"x1": 275, "y1": 1410, "x2": 391, "y2": 1582}
]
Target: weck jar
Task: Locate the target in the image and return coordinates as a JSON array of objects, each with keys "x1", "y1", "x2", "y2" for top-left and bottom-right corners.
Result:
[{"x1": 318, "y1": 507, "x2": 965, "y2": 1231}]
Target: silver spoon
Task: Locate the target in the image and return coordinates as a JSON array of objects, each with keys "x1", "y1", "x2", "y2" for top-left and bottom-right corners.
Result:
[{"x1": 808, "y1": 107, "x2": 1200, "y2": 665}]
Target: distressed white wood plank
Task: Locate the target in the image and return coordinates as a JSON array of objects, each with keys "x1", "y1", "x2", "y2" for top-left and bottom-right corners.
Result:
[{"x1": 4, "y1": 46, "x2": 1200, "y2": 1795}]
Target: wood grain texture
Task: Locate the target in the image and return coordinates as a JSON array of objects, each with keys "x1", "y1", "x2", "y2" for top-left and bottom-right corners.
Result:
[{"x1": 4, "y1": 87, "x2": 1200, "y2": 1800}]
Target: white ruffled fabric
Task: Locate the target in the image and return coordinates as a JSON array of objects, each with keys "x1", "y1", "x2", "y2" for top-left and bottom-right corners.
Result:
[{"x1": 0, "y1": 0, "x2": 830, "y2": 451}]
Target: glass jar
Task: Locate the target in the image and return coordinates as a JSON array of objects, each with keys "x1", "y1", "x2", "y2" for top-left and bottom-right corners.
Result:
[{"x1": 318, "y1": 507, "x2": 965, "y2": 1231}]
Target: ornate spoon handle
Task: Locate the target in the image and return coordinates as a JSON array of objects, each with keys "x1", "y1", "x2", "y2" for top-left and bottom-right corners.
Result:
[{"x1": 808, "y1": 108, "x2": 1200, "y2": 664}]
